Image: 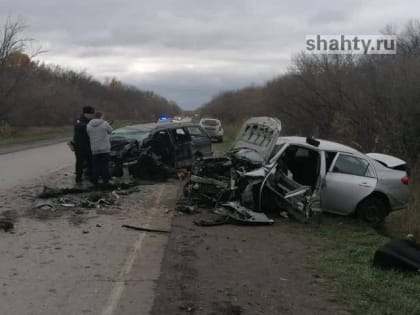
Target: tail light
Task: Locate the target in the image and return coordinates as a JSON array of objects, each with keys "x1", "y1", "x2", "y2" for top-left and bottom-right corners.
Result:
[{"x1": 401, "y1": 176, "x2": 409, "y2": 185}]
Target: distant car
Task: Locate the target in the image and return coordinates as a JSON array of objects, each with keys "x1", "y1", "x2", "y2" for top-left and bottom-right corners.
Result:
[
  {"x1": 157, "y1": 115, "x2": 171, "y2": 123},
  {"x1": 199, "y1": 118, "x2": 224, "y2": 142},
  {"x1": 110, "y1": 122, "x2": 212, "y2": 176}
]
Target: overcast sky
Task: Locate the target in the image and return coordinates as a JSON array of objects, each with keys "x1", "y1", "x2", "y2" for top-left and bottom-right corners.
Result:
[{"x1": 0, "y1": 0, "x2": 417, "y2": 109}]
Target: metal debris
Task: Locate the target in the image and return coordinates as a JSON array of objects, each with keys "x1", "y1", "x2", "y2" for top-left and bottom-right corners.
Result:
[
  {"x1": 0, "y1": 220, "x2": 14, "y2": 232},
  {"x1": 122, "y1": 224, "x2": 170, "y2": 233}
]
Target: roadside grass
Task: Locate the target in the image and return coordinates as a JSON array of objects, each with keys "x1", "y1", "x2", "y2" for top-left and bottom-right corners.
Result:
[
  {"x1": 212, "y1": 137, "x2": 234, "y2": 154},
  {"x1": 302, "y1": 217, "x2": 420, "y2": 315},
  {"x1": 211, "y1": 123, "x2": 239, "y2": 155},
  {"x1": 0, "y1": 120, "x2": 141, "y2": 146},
  {"x1": 0, "y1": 126, "x2": 73, "y2": 146}
]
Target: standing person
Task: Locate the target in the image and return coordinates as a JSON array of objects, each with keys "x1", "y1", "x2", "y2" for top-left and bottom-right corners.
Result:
[
  {"x1": 73, "y1": 106, "x2": 95, "y2": 184},
  {"x1": 86, "y1": 112, "x2": 113, "y2": 185}
]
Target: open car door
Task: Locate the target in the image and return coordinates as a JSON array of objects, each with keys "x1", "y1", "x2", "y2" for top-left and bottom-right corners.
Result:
[{"x1": 171, "y1": 127, "x2": 193, "y2": 169}]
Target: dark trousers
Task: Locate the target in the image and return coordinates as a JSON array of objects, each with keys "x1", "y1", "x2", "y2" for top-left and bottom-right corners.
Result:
[
  {"x1": 92, "y1": 153, "x2": 111, "y2": 184},
  {"x1": 75, "y1": 149, "x2": 93, "y2": 182}
]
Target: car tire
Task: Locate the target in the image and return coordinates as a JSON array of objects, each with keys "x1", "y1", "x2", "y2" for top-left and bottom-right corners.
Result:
[
  {"x1": 357, "y1": 196, "x2": 388, "y2": 224},
  {"x1": 218, "y1": 136, "x2": 223, "y2": 143}
]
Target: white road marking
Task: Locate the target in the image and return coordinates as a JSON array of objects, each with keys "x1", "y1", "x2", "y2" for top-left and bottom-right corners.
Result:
[{"x1": 101, "y1": 185, "x2": 164, "y2": 315}]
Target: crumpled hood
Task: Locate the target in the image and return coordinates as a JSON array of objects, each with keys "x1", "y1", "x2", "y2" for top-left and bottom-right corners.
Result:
[{"x1": 89, "y1": 118, "x2": 104, "y2": 128}]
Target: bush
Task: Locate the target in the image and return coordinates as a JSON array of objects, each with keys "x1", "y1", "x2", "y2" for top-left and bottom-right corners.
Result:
[{"x1": 0, "y1": 121, "x2": 16, "y2": 138}]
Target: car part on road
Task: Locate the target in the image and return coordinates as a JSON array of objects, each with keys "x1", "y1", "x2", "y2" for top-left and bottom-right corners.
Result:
[
  {"x1": 217, "y1": 202, "x2": 274, "y2": 225},
  {"x1": 122, "y1": 224, "x2": 170, "y2": 233},
  {"x1": 374, "y1": 239, "x2": 420, "y2": 272},
  {"x1": 0, "y1": 220, "x2": 14, "y2": 232},
  {"x1": 193, "y1": 202, "x2": 274, "y2": 227}
]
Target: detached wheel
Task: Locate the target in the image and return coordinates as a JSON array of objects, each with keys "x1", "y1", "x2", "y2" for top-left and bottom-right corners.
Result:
[{"x1": 357, "y1": 196, "x2": 388, "y2": 224}]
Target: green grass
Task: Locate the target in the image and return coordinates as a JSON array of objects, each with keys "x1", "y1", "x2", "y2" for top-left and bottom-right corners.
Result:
[
  {"x1": 212, "y1": 136, "x2": 234, "y2": 155},
  {"x1": 302, "y1": 218, "x2": 420, "y2": 315}
]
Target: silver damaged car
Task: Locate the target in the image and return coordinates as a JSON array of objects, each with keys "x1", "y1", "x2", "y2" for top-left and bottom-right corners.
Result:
[{"x1": 234, "y1": 117, "x2": 410, "y2": 223}]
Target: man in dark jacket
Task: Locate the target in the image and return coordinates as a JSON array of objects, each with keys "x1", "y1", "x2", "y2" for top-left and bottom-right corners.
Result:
[{"x1": 73, "y1": 106, "x2": 95, "y2": 183}]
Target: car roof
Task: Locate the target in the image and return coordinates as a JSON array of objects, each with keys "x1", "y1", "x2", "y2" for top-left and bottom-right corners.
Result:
[
  {"x1": 277, "y1": 136, "x2": 362, "y2": 155},
  {"x1": 115, "y1": 122, "x2": 199, "y2": 132}
]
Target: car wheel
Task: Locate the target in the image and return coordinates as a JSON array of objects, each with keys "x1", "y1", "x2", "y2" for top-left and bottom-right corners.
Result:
[
  {"x1": 357, "y1": 196, "x2": 388, "y2": 224},
  {"x1": 218, "y1": 136, "x2": 223, "y2": 143}
]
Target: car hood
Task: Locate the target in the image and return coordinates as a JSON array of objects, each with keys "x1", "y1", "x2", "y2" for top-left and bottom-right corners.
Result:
[{"x1": 232, "y1": 117, "x2": 282, "y2": 163}]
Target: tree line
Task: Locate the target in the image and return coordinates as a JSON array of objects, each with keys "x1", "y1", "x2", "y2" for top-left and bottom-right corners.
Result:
[
  {"x1": 0, "y1": 19, "x2": 180, "y2": 129},
  {"x1": 200, "y1": 20, "x2": 420, "y2": 163}
]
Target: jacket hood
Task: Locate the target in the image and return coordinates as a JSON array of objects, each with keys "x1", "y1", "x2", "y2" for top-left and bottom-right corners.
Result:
[{"x1": 89, "y1": 118, "x2": 105, "y2": 127}]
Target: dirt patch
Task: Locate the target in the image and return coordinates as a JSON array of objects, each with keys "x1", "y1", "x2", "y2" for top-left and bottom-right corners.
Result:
[{"x1": 152, "y1": 214, "x2": 349, "y2": 315}]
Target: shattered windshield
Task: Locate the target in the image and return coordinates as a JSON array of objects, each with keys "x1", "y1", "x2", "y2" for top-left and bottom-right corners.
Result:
[{"x1": 111, "y1": 128, "x2": 150, "y2": 142}]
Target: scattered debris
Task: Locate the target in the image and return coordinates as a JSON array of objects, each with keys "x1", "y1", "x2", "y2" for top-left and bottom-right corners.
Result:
[
  {"x1": 175, "y1": 202, "x2": 199, "y2": 214},
  {"x1": 30, "y1": 181, "x2": 143, "y2": 220},
  {"x1": 193, "y1": 202, "x2": 274, "y2": 227},
  {"x1": 194, "y1": 212, "x2": 230, "y2": 226},
  {"x1": 35, "y1": 199, "x2": 55, "y2": 211},
  {"x1": 0, "y1": 220, "x2": 14, "y2": 232},
  {"x1": 217, "y1": 202, "x2": 274, "y2": 225},
  {"x1": 38, "y1": 181, "x2": 139, "y2": 199},
  {"x1": 122, "y1": 224, "x2": 170, "y2": 233}
]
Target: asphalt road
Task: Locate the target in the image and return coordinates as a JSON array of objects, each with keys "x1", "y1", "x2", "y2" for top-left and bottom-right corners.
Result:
[
  {"x1": 0, "y1": 142, "x2": 74, "y2": 190},
  {"x1": 0, "y1": 143, "x2": 176, "y2": 315}
]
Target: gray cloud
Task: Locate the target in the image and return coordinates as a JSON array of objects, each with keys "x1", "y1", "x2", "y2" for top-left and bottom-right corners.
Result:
[{"x1": 0, "y1": 0, "x2": 418, "y2": 109}]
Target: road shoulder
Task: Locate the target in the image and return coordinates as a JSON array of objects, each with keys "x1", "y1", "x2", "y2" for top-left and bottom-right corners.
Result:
[{"x1": 152, "y1": 214, "x2": 349, "y2": 315}]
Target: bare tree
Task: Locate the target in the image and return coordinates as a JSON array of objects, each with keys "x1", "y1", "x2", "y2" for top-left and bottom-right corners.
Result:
[{"x1": 0, "y1": 18, "x2": 30, "y2": 121}]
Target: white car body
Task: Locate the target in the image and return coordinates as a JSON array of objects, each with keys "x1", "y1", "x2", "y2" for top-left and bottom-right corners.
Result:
[{"x1": 199, "y1": 118, "x2": 224, "y2": 142}]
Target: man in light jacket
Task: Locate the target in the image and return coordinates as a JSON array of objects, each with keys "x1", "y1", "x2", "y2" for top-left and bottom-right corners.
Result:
[{"x1": 86, "y1": 112, "x2": 113, "y2": 185}]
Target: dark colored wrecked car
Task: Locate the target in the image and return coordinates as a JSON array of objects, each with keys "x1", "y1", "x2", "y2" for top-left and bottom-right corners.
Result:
[
  {"x1": 110, "y1": 122, "x2": 212, "y2": 178},
  {"x1": 184, "y1": 116, "x2": 409, "y2": 223}
]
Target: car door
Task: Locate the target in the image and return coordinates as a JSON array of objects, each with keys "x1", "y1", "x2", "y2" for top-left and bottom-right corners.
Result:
[
  {"x1": 148, "y1": 130, "x2": 174, "y2": 166},
  {"x1": 321, "y1": 153, "x2": 377, "y2": 215},
  {"x1": 186, "y1": 126, "x2": 212, "y2": 157},
  {"x1": 170, "y1": 127, "x2": 193, "y2": 168}
]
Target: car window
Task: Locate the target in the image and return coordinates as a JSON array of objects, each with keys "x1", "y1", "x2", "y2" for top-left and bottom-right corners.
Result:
[
  {"x1": 332, "y1": 154, "x2": 373, "y2": 177},
  {"x1": 202, "y1": 119, "x2": 219, "y2": 126},
  {"x1": 187, "y1": 126, "x2": 207, "y2": 138},
  {"x1": 111, "y1": 128, "x2": 150, "y2": 142},
  {"x1": 171, "y1": 128, "x2": 191, "y2": 143},
  {"x1": 325, "y1": 151, "x2": 338, "y2": 171},
  {"x1": 269, "y1": 143, "x2": 285, "y2": 161}
]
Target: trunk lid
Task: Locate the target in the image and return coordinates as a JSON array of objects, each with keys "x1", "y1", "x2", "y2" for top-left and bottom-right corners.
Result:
[{"x1": 232, "y1": 117, "x2": 282, "y2": 163}]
